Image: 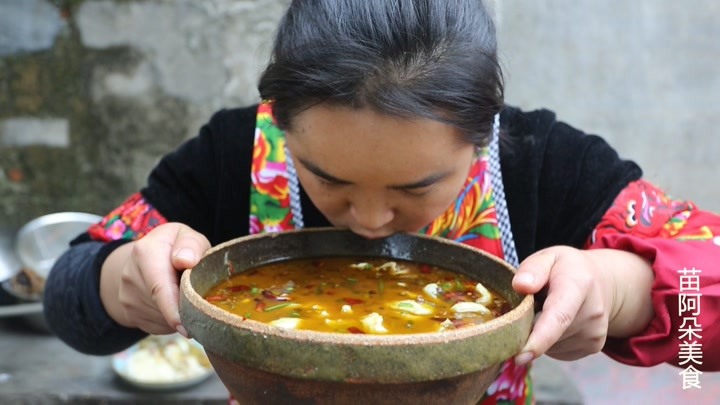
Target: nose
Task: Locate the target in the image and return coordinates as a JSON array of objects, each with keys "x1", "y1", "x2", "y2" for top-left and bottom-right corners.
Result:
[{"x1": 349, "y1": 198, "x2": 394, "y2": 238}]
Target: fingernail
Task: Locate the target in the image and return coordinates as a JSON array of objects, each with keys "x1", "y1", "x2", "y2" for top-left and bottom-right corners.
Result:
[
  {"x1": 515, "y1": 273, "x2": 534, "y2": 285},
  {"x1": 175, "y1": 248, "x2": 196, "y2": 262},
  {"x1": 176, "y1": 324, "x2": 189, "y2": 338},
  {"x1": 514, "y1": 351, "x2": 535, "y2": 366}
]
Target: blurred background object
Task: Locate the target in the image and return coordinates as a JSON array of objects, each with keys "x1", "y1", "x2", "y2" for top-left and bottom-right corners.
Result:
[
  {"x1": 112, "y1": 334, "x2": 214, "y2": 391},
  {"x1": 14, "y1": 211, "x2": 102, "y2": 279},
  {"x1": 0, "y1": 227, "x2": 21, "y2": 286},
  {"x1": 0, "y1": 211, "x2": 101, "y2": 332}
]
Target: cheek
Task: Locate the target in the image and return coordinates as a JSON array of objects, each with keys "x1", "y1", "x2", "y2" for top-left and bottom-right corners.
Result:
[
  {"x1": 313, "y1": 192, "x2": 346, "y2": 215},
  {"x1": 404, "y1": 179, "x2": 470, "y2": 228},
  {"x1": 393, "y1": 191, "x2": 461, "y2": 231}
]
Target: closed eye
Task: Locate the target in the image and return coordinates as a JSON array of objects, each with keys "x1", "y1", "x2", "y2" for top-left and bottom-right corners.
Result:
[
  {"x1": 399, "y1": 187, "x2": 432, "y2": 197},
  {"x1": 317, "y1": 176, "x2": 349, "y2": 188},
  {"x1": 389, "y1": 172, "x2": 451, "y2": 196}
]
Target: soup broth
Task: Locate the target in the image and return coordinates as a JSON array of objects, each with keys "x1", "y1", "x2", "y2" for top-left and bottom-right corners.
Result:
[{"x1": 204, "y1": 257, "x2": 510, "y2": 335}]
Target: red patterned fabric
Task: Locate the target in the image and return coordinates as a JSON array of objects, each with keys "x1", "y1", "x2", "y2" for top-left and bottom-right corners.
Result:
[
  {"x1": 586, "y1": 180, "x2": 720, "y2": 370},
  {"x1": 88, "y1": 192, "x2": 168, "y2": 242}
]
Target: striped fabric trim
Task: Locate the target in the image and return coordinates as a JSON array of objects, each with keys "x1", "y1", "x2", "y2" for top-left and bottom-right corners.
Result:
[
  {"x1": 488, "y1": 113, "x2": 519, "y2": 267},
  {"x1": 285, "y1": 145, "x2": 304, "y2": 229}
]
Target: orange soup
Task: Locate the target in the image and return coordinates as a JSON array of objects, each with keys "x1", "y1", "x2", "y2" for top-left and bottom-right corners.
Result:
[{"x1": 204, "y1": 257, "x2": 509, "y2": 335}]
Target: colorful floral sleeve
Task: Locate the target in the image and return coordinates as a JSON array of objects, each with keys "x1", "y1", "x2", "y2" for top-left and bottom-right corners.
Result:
[
  {"x1": 88, "y1": 192, "x2": 167, "y2": 242},
  {"x1": 585, "y1": 180, "x2": 720, "y2": 371}
]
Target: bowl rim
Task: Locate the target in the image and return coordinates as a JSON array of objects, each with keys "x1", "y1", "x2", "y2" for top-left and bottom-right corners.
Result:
[
  {"x1": 16, "y1": 212, "x2": 103, "y2": 235},
  {"x1": 181, "y1": 228, "x2": 534, "y2": 347}
]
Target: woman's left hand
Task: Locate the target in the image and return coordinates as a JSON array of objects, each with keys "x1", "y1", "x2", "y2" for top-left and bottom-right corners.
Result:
[{"x1": 510, "y1": 245, "x2": 649, "y2": 365}]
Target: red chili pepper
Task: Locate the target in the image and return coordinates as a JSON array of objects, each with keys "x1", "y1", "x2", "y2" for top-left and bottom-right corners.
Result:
[
  {"x1": 347, "y1": 327, "x2": 365, "y2": 334},
  {"x1": 261, "y1": 290, "x2": 290, "y2": 301},
  {"x1": 255, "y1": 300, "x2": 266, "y2": 312},
  {"x1": 452, "y1": 320, "x2": 469, "y2": 329},
  {"x1": 443, "y1": 292, "x2": 466, "y2": 303},
  {"x1": 343, "y1": 298, "x2": 364, "y2": 305},
  {"x1": 420, "y1": 264, "x2": 432, "y2": 274},
  {"x1": 228, "y1": 285, "x2": 250, "y2": 292},
  {"x1": 206, "y1": 295, "x2": 226, "y2": 302}
]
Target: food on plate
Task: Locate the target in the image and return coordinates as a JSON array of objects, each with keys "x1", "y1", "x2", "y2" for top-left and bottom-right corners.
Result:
[
  {"x1": 123, "y1": 335, "x2": 212, "y2": 384},
  {"x1": 8, "y1": 267, "x2": 46, "y2": 300},
  {"x1": 204, "y1": 257, "x2": 510, "y2": 334}
]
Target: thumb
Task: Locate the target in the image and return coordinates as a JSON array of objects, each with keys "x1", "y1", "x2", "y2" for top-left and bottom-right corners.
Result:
[
  {"x1": 512, "y1": 248, "x2": 557, "y2": 295},
  {"x1": 170, "y1": 224, "x2": 211, "y2": 270},
  {"x1": 511, "y1": 249, "x2": 559, "y2": 366}
]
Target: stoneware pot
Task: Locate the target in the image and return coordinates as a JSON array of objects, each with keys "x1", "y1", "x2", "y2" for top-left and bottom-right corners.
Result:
[{"x1": 180, "y1": 229, "x2": 534, "y2": 405}]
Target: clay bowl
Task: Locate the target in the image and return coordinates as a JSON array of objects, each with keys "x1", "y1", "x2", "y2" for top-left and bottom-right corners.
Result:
[{"x1": 180, "y1": 228, "x2": 533, "y2": 405}]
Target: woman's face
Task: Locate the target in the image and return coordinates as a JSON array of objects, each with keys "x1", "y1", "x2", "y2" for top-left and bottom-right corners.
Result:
[{"x1": 285, "y1": 104, "x2": 475, "y2": 239}]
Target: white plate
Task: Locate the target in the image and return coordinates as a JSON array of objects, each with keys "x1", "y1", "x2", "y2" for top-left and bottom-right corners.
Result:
[{"x1": 112, "y1": 335, "x2": 215, "y2": 390}]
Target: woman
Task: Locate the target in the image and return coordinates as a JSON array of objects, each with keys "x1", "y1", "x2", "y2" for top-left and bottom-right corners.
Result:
[{"x1": 45, "y1": 0, "x2": 720, "y2": 403}]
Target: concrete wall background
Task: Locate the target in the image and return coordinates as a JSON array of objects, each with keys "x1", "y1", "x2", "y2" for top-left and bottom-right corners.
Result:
[
  {"x1": 497, "y1": 0, "x2": 720, "y2": 212},
  {"x1": 0, "y1": 0, "x2": 287, "y2": 229},
  {"x1": 0, "y1": 0, "x2": 718, "y2": 230}
]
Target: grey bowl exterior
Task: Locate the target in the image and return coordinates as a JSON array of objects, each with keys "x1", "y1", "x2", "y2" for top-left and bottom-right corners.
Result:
[{"x1": 180, "y1": 228, "x2": 534, "y2": 383}]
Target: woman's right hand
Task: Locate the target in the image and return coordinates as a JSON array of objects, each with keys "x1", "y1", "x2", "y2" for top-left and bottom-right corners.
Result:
[{"x1": 99, "y1": 222, "x2": 211, "y2": 336}]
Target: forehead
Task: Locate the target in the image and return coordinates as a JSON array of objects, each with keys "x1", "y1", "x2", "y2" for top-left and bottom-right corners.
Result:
[
  {"x1": 285, "y1": 104, "x2": 472, "y2": 182},
  {"x1": 288, "y1": 105, "x2": 468, "y2": 152}
]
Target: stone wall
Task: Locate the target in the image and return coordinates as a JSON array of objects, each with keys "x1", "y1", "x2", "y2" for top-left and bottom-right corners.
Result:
[
  {"x1": 0, "y1": 0, "x2": 287, "y2": 229},
  {"x1": 1, "y1": 0, "x2": 717, "y2": 230}
]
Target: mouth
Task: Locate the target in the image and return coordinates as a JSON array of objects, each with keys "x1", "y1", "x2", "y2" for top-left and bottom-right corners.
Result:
[{"x1": 347, "y1": 227, "x2": 395, "y2": 240}]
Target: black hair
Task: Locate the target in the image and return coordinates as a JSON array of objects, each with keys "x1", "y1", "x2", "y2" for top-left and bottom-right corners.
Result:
[{"x1": 258, "y1": 0, "x2": 503, "y2": 147}]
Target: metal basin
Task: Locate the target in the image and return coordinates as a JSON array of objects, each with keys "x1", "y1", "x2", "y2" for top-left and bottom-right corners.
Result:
[
  {"x1": 0, "y1": 227, "x2": 21, "y2": 284},
  {"x1": 0, "y1": 212, "x2": 102, "y2": 333}
]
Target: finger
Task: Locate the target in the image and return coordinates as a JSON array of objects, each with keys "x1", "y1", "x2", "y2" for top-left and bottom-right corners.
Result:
[
  {"x1": 546, "y1": 349, "x2": 596, "y2": 362},
  {"x1": 148, "y1": 269, "x2": 183, "y2": 330},
  {"x1": 512, "y1": 249, "x2": 558, "y2": 295},
  {"x1": 543, "y1": 331, "x2": 607, "y2": 362},
  {"x1": 171, "y1": 224, "x2": 211, "y2": 270},
  {"x1": 133, "y1": 312, "x2": 177, "y2": 335},
  {"x1": 132, "y1": 227, "x2": 185, "y2": 334},
  {"x1": 515, "y1": 273, "x2": 588, "y2": 365}
]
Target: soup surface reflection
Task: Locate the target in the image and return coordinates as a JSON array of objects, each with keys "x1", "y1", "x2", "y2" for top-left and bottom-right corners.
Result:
[{"x1": 204, "y1": 257, "x2": 510, "y2": 334}]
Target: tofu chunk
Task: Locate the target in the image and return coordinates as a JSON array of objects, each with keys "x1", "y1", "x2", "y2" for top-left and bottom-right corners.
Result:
[
  {"x1": 391, "y1": 300, "x2": 434, "y2": 315},
  {"x1": 475, "y1": 282, "x2": 493, "y2": 305},
  {"x1": 361, "y1": 312, "x2": 388, "y2": 334},
  {"x1": 269, "y1": 317, "x2": 301, "y2": 329},
  {"x1": 451, "y1": 302, "x2": 490, "y2": 314}
]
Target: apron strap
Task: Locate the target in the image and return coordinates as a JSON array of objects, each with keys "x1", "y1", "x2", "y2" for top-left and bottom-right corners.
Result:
[{"x1": 488, "y1": 113, "x2": 519, "y2": 268}]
